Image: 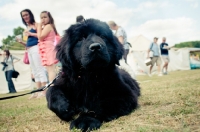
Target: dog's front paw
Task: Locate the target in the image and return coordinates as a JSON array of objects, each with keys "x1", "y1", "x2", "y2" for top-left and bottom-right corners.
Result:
[
  {"x1": 56, "y1": 108, "x2": 75, "y2": 122},
  {"x1": 70, "y1": 116, "x2": 101, "y2": 132}
]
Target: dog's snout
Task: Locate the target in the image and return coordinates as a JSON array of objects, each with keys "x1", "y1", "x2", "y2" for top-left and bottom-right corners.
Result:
[{"x1": 89, "y1": 43, "x2": 102, "y2": 51}]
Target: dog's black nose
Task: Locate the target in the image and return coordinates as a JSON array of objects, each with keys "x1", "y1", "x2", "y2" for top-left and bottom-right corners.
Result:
[{"x1": 89, "y1": 43, "x2": 102, "y2": 51}]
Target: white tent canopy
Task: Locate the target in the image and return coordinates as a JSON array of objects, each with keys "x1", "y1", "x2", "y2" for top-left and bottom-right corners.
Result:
[
  {"x1": 128, "y1": 35, "x2": 152, "y2": 51},
  {"x1": 0, "y1": 50, "x2": 34, "y2": 94}
]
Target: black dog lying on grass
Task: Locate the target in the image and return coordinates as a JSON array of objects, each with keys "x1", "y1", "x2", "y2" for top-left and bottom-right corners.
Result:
[{"x1": 46, "y1": 19, "x2": 140, "y2": 132}]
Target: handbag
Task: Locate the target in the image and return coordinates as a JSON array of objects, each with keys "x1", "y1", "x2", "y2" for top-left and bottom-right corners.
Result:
[
  {"x1": 12, "y1": 70, "x2": 19, "y2": 78},
  {"x1": 23, "y1": 50, "x2": 29, "y2": 64},
  {"x1": 11, "y1": 55, "x2": 20, "y2": 78},
  {"x1": 145, "y1": 58, "x2": 152, "y2": 66}
]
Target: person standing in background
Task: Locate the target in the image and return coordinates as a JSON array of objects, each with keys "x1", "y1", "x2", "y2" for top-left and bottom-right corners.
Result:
[
  {"x1": 108, "y1": 21, "x2": 129, "y2": 63},
  {"x1": 16, "y1": 9, "x2": 47, "y2": 99},
  {"x1": 108, "y1": 21, "x2": 136, "y2": 79},
  {"x1": 2, "y1": 50, "x2": 20, "y2": 93},
  {"x1": 147, "y1": 37, "x2": 162, "y2": 76},
  {"x1": 37, "y1": 11, "x2": 59, "y2": 84},
  {"x1": 160, "y1": 37, "x2": 172, "y2": 75}
]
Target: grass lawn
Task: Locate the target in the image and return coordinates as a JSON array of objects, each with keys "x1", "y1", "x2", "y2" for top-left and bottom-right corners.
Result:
[{"x1": 0, "y1": 70, "x2": 200, "y2": 132}]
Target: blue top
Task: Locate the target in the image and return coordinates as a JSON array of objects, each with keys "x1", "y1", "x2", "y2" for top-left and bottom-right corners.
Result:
[
  {"x1": 160, "y1": 43, "x2": 169, "y2": 55},
  {"x1": 149, "y1": 43, "x2": 160, "y2": 57},
  {"x1": 26, "y1": 28, "x2": 38, "y2": 47}
]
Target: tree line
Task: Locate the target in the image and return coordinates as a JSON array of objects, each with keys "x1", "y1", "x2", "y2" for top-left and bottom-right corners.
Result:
[
  {"x1": 174, "y1": 41, "x2": 200, "y2": 48},
  {"x1": 1, "y1": 26, "x2": 25, "y2": 50}
]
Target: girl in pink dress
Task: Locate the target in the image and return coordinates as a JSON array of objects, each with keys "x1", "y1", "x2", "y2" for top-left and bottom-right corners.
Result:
[{"x1": 37, "y1": 11, "x2": 59, "y2": 83}]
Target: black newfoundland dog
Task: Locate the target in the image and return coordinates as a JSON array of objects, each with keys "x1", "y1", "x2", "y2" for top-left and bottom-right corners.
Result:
[{"x1": 46, "y1": 19, "x2": 140, "y2": 131}]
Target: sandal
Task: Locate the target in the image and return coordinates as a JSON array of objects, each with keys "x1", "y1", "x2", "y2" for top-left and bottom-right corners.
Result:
[
  {"x1": 29, "y1": 93, "x2": 38, "y2": 99},
  {"x1": 36, "y1": 92, "x2": 46, "y2": 98}
]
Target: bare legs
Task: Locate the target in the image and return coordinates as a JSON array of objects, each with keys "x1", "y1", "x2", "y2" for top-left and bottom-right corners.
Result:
[
  {"x1": 149, "y1": 57, "x2": 162, "y2": 76},
  {"x1": 46, "y1": 64, "x2": 57, "y2": 83},
  {"x1": 162, "y1": 62, "x2": 168, "y2": 73},
  {"x1": 149, "y1": 65, "x2": 153, "y2": 74},
  {"x1": 37, "y1": 64, "x2": 56, "y2": 98},
  {"x1": 29, "y1": 81, "x2": 46, "y2": 99},
  {"x1": 149, "y1": 65, "x2": 161, "y2": 75},
  {"x1": 158, "y1": 65, "x2": 161, "y2": 73}
]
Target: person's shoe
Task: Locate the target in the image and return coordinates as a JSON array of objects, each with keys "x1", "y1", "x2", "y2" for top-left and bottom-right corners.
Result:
[
  {"x1": 162, "y1": 69, "x2": 164, "y2": 74},
  {"x1": 163, "y1": 72, "x2": 168, "y2": 75},
  {"x1": 148, "y1": 73, "x2": 152, "y2": 77},
  {"x1": 36, "y1": 92, "x2": 46, "y2": 98},
  {"x1": 8, "y1": 91, "x2": 17, "y2": 94},
  {"x1": 29, "y1": 93, "x2": 38, "y2": 99},
  {"x1": 158, "y1": 73, "x2": 163, "y2": 76}
]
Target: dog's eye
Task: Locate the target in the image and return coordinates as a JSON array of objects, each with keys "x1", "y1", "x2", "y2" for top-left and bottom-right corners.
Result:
[{"x1": 100, "y1": 35, "x2": 106, "y2": 40}]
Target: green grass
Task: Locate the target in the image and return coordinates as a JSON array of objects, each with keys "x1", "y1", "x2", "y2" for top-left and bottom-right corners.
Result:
[
  {"x1": 2, "y1": 42, "x2": 25, "y2": 50},
  {"x1": 0, "y1": 70, "x2": 200, "y2": 132}
]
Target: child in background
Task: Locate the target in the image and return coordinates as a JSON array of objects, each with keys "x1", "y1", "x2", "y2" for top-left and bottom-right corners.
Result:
[{"x1": 37, "y1": 11, "x2": 59, "y2": 83}]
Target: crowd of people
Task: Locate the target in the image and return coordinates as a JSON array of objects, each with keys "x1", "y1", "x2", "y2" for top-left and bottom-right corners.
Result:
[
  {"x1": 17, "y1": 9, "x2": 59, "y2": 99},
  {"x1": 1, "y1": 9, "x2": 171, "y2": 98},
  {"x1": 1, "y1": 10, "x2": 87, "y2": 98},
  {"x1": 1, "y1": 9, "x2": 59, "y2": 99},
  {"x1": 107, "y1": 21, "x2": 172, "y2": 77}
]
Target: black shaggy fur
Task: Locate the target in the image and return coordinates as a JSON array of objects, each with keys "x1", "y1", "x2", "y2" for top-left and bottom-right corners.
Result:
[{"x1": 46, "y1": 19, "x2": 140, "y2": 132}]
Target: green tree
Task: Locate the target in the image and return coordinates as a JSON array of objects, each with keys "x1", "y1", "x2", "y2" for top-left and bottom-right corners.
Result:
[
  {"x1": 13, "y1": 26, "x2": 24, "y2": 37},
  {"x1": 2, "y1": 35, "x2": 14, "y2": 45},
  {"x1": 1, "y1": 26, "x2": 25, "y2": 50},
  {"x1": 174, "y1": 41, "x2": 200, "y2": 48}
]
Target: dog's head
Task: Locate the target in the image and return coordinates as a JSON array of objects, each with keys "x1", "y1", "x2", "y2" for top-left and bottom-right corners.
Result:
[{"x1": 56, "y1": 19, "x2": 124, "y2": 70}]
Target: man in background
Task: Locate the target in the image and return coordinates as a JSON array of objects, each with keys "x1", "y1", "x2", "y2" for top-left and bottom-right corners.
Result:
[
  {"x1": 108, "y1": 21, "x2": 136, "y2": 79},
  {"x1": 160, "y1": 37, "x2": 172, "y2": 75},
  {"x1": 147, "y1": 37, "x2": 162, "y2": 76},
  {"x1": 108, "y1": 21, "x2": 131, "y2": 64}
]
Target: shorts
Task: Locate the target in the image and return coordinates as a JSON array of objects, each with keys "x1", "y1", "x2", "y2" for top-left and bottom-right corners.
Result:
[
  {"x1": 162, "y1": 55, "x2": 170, "y2": 63},
  {"x1": 151, "y1": 56, "x2": 161, "y2": 66}
]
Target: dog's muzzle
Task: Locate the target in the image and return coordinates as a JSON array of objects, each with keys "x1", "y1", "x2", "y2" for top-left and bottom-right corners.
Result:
[{"x1": 89, "y1": 43, "x2": 102, "y2": 52}]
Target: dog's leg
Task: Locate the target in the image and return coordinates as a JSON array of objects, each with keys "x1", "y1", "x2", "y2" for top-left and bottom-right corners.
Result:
[
  {"x1": 120, "y1": 69, "x2": 140, "y2": 96},
  {"x1": 107, "y1": 96, "x2": 138, "y2": 121},
  {"x1": 69, "y1": 93, "x2": 138, "y2": 132},
  {"x1": 98, "y1": 88, "x2": 139, "y2": 123},
  {"x1": 70, "y1": 113, "x2": 101, "y2": 132},
  {"x1": 46, "y1": 86, "x2": 75, "y2": 121}
]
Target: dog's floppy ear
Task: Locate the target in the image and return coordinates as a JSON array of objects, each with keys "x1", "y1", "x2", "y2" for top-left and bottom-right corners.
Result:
[
  {"x1": 56, "y1": 24, "x2": 82, "y2": 69},
  {"x1": 56, "y1": 30, "x2": 72, "y2": 68},
  {"x1": 113, "y1": 36, "x2": 124, "y2": 65}
]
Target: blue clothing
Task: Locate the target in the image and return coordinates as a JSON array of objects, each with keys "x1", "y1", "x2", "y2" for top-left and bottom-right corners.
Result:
[
  {"x1": 5, "y1": 70, "x2": 17, "y2": 93},
  {"x1": 149, "y1": 43, "x2": 160, "y2": 57},
  {"x1": 26, "y1": 29, "x2": 38, "y2": 47},
  {"x1": 160, "y1": 43, "x2": 169, "y2": 55}
]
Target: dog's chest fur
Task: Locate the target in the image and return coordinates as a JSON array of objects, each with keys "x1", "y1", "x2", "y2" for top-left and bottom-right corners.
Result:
[{"x1": 63, "y1": 69, "x2": 117, "y2": 113}]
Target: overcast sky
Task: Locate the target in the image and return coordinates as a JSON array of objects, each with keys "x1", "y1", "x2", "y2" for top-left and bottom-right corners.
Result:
[{"x1": 0, "y1": 0, "x2": 199, "y2": 46}]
